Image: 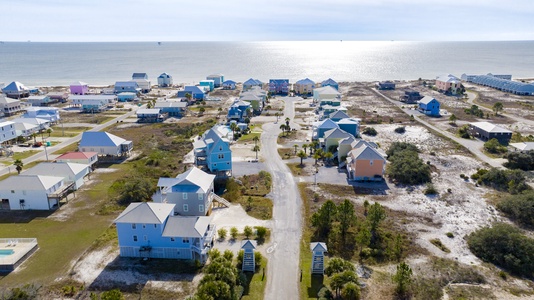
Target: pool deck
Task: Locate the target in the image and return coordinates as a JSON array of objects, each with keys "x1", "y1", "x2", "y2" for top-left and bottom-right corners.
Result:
[{"x1": 0, "y1": 238, "x2": 39, "y2": 273}]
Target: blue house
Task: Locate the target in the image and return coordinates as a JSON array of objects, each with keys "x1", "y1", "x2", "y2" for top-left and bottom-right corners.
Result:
[
  {"x1": 193, "y1": 126, "x2": 233, "y2": 177},
  {"x1": 177, "y1": 86, "x2": 206, "y2": 101},
  {"x1": 418, "y1": 96, "x2": 440, "y2": 116},
  {"x1": 117, "y1": 92, "x2": 137, "y2": 102},
  {"x1": 157, "y1": 73, "x2": 173, "y2": 87},
  {"x1": 329, "y1": 110, "x2": 350, "y2": 122},
  {"x1": 154, "y1": 100, "x2": 187, "y2": 117},
  {"x1": 199, "y1": 80, "x2": 215, "y2": 92},
  {"x1": 243, "y1": 78, "x2": 263, "y2": 91},
  {"x1": 269, "y1": 79, "x2": 290, "y2": 95},
  {"x1": 321, "y1": 78, "x2": 339, "y2": 90},
  {"x1": 114, "y1": 81, "x2": 140, "y2": 94},
  {"x1": 153, "y1": 166, "x2": 216, "y2": 216},
  {"x1": 227, "y1": 100, "x2": 251, "y2": 122},
  {"x1": 222, "y1": 80, "x2": 236, "y2": 90},
  {"x1": 206, "y1": 74, "x2": 224, "y2": 87},
  {"x1": 114, "y1": 202, "x2": 215, "y2": 263},
  {"x1": 313, "y1": 118, "x2": 339, "y2": 140},
  {"x1": 337, "y1": 118, "x2": 360, "y2": 138}
]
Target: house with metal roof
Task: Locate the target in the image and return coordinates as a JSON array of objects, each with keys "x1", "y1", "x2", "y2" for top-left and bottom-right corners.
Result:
[
  {"x1": 269, "y1": 79, "x2": 290, "y2": 95},
  {"x1": 313, "y1": 86, "x2": 341, "y2": 103},
  {"x1": 312, "y1": 118, "x2": 339, "y2": 140},
  {"x1": 1, "y1": 81, "x2": 30, "y2": 99},
  {"x1": 206, "y1": 74, "x2": 224, "y2": 87},
  {"x1": 417, "y1": 96, "x2": 440, "y2": 116},
  {"x1": 177, "y1": 86, "x2": 206, "y2": 101},
  {"x1": 294, "y1": 78, "x2": 315, "y2": 96},
  {"x1": 0, "y1": 95, "x2": 23, "y2": 116},
  {"x1": 157, "y1": 73, "x2": 173, "y2": 87},
  {"x1": 0, "y1": 175, "x2": 68, "y2": 210},
  {"x1": 222, "y1": 80, "x2": 236, "y2": 90},
  {"x1": 154, "y1": 100, "x2": 187, "y2": 117},
  {"x1": 464, "y1": 74, "x2": 534, "y2": 95},
  {"x1": 114, "y1": 202, "x2": 216, "y2": 263},
  {"x1": 132, "y1": 73, "x2": 148, "y2": 80},
  {"x1": 78, "y1": 131, "x2": 133, "y2": 157},
  {"x1": 193, "y1": 126, "x2": 232, "y2": 177},
  {"x1": 55, "y1": 151, "x2": 98, "y2": 169},
  {"x1": 322, "y1": 128, "x2": 353, "y2": 154},
  {"x1": 377, "y1": 81, "x2": 396, "y2": 90},
  {"x1": 70, "y1": 81, "x2": 89, "y2": 95},
  {"x1": 346, "y1": 144, "x2": 386, "y2": 181},
  {"x1": 0, "y1": 121, "x2": 17, "y2": 144},
  {"x1": 400, "y1": 90, "x2": 423, "y2": 103},
  {"x1": 153, "y1": 166, "x2": 216, "y2": 216},
  {"x1": 240, "y1": 87, "x2": 267, "y2": 112},
  {"x1": 336, "y1": 117, "x2": 360, "y2": 138},
  {"x1": 509, "y1": 142, "x2": 534, "y2": 152},
  {"x1": 14, "y1": 122, "x2": 39, "y2": 138},
  {"x1": 24, "y1": 162, "x2": 89, "y2": 190},
  {"x1": 117, "y1": 92, "x2": 137, "y2": 102},
  {"x1": 200, "y1": 80, "x2": 215, "y2": 92},
  {"x1": 70, "y1": 95, "x2": 117, "y2": 113},
  {"x1": 136, "y1": 108, "x2": 165, "y2": 123},
  {"x1": 468, "y1": 122, "x2": 513, "y2": 144},
  {"x1": 26, "y1": 95, "x2": 56, "y2": 107},
  {"x1": 227, "y1": 100, "x2": 251, "y2": 122},
  {"x1": 114, "y1": 81, "x2": 141, "y2": 94},
  {"x1": 321, "y1": 78, "x2": 339, "y2": 91},
  {"x1": 435, "y1": 74, "x2": 462, "y2": 94},
  {"x1": 24, "y1": 107, "x2": 60, "y2": 123},
  {"x1": 329, "y1": 110, "x2": 350, "y2": 122},
  {"x1": 243, "y1": 78, "x2": 263, "y2": 91},
  {"x1": 12, "y1": 117, "x2": 50, "y2": 131},
  {"x1": 47, "y1": 92, "x2": 69, "y2": 103}
]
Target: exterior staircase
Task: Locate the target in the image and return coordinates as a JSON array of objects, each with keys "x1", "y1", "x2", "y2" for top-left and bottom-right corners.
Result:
[{"x1": 212, "y1": 194, "x2": 232, "y2": 207}]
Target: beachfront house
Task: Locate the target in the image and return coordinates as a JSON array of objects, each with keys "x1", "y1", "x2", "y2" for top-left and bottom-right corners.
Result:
[
  {"x1": 153, "y1": 166, "x2": 216, "y2": 216},
  {"x1": 222, "y1": 80, "x2": 236, "y2": 90},
  {"x1": 47, "y1": 92, "x2": 69, "y2": 103},
  {"x1": 193, "y1": 126, "x2": 233, "y2": 177},
  {"x1": 14, "y1": 122, "x2": 39, "y2": 138},
  {"x1": 136, "y1": 108, "x2": 165, "y2": 123},
  {"x1": 79, "y1": 131, "x2": 133, "y2": 157},
  {"x1": 200, "y1": 80, "x2": 215, "y2": 92},
  {"x1": 377, "y1": 81, "x2": 396, "y2": 90},
  {"x1": 117, "y1": 92, "x2": 137, "y2": 102},
  {"x1": 154, "y1": 100, "x2": 187, "y2": 117},
  {"x1": 70, "y1": 81, "x2": 89, "y2": 95},
  {"x1": 206, "y1": 74, "x2": 224, "y2": 87},
  {"x1": 132, "y1": 73, "x2": 151, "y2": 93},
  {"x1": 0, "y1": 175, "x2": 67, "y2": 210},
  {"x1": 435, "y1": 74, "x2": 462, "y2": 95},
  {"x1": 243, "y1": 78, "x2": 263, "y2": 91},
  {"x1": 114, "y1": 81, "x2": 141, "y2": 94},
  {"x1": 417, "y1": 96, "x2": 440, "y2": 116},
  {"x1": 464, "y1": 74, "x2": 534, "y2": 95},
  {"x1": 23, "y1": 107, "x2": 60, "y2": 123},
  {"x1": 321, "y1": 78, "x2": 339, "y2": 90},
  {"x1": 26, "y1": 95, "x2": 55, "y2": 107},
  {"x1": 157, "y1": 73, "x2": 173, "y2": 87},
  {"x1": 0, "y1": 121, "x2": 17, "y2": 144},
  {"x1": 177, "y1": 86, "x2": 206, "y2": 101},
  {"x1": 0, "y1": 95, "x2": 23, "y2": 116},
  {"x1": 294, "y1": 78, "x2": 315, "y2": 96},
  {"x1": 269, "y1": 79, "x2": 289, "y2": 95},
  {"x1": 2, "y1": 81, "x2": 30, "y2": 99},
  {"x1": 24, "y1": 162, "x2": 90, "y2": 190},
  {"x1": 114, "y1": 202, "x2": 216, "y2": 263},
  {"x1": 70, "y1": 95, "x2": 117, "y2": 112},
  {"x1": 346, "y1": 144, "x2": 387, "y2": 181},
  {"x1": 55, "y1": 152, "x2": 98, "y2": 170},
  {"x1": 227, "y1": 100, "x2": 251, "y2": 122},
  {"x1": 400, "y1": 90, "x2": 423, "y2": 103},
  {"x1": 313, "y1": 86, "x2": 341, "y2": 103},
  {"x1": 240, "y1": 87, "x2": 267, "y2": 112},
  {"x1": 468, "y1": 122, "x2": 513, "y2": 144}
]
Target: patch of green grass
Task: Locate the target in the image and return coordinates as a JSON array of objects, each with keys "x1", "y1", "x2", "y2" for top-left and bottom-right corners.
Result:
[
  {"x1": 287, "y1": 162, "x2": 312, "y2": 176},
  {"x1": 278, "y1": 148, "x2": 293, "y2": 160},
  {"x1": 430, "y1": 238, "x2": 451, "y2": 253},
  {"x1": 446, "y1": 285, "x2": 495, "y2": 300},
  {"x1": 235, "y1": 196, "x2": 273, "y2": 220},
  {"x1": 51, "y1": 142, "x2": 79, "y2": 155},
  {"x1": 11, "y1": 150, "x2": 40, "y2": 161},
  {"x1": 241, "y1": 258, "x2": 268, "y2": 300},
  {"x1": 48, "y1": 126, "x2": 91, "y2": 138}
]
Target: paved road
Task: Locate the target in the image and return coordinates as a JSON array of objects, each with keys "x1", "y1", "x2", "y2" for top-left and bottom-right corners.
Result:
[
  {"x1": 263, "y1": 97, "x2": 302, "y2": 300},
  {"x1": 371, "y1": 89, "x2": 505, "y2": 169},
  {"x1": 466, "y1": 91, "x2": 534, "y2": 126},
  {"x1": 0, "y1": 106, "x2": 141, "y2": 177}
]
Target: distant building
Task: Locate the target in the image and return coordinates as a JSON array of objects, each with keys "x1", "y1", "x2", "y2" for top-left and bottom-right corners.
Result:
[
  {"x1": 417, "y1": 96, "x2": 440, "y2": 116},
  {"x1": 24, "y1": 107, "x2": 60, "y2": 123},
  {"x1": 177, "y1": 86, "x2": 206, "y2": 101},
  {"x1": 79, "y1": 131, "x2": 133, "y2": 157},
  {"x1": 47, "y1": 92, "x2": 69, "y2": 103},
  {"x1": 377, "y1": 81, "x2": 396, "y2": 90},
  {"x1": 509, "y1": 142, "x2": 534, "y2": 152},
  {"x1": 0, "y1": 95, "x2": 23, "y2": 116},
  {"x1": 136, "y1": 108, "x2": 164, "y2": 123},
  {"x1": 468, "y1": 122, "x2": 513, "y2": 144},
  {"x1": 243, "y1": 78, "x2": 263, "y2": 91},
  {"x1": 70, "y1": 95, "x2": 117, "y2": 113},
  {"x1": 199, "y1": 80, "x2": 215, "y2": 92},
  {"x1": 131, "y1": 73, "x2": 150, "y2": 93},
  {"x1": 313, "y1": 86, "x2": 341, "y2": 103},
  {"x1": 26, "y1": 95, "x2": 55, "y2": 106},
  {"x1": 132, "y1": 73, "x2": 148, "y2": 80},
  {"x1": 69, "y1": 81, "x2": 89, "y2": 95},
  {"x1": 114, "y1": 81, "x2": 140, "y2": 94},
  {"x1": 294, "y1": 78, "x2": 315, "y2": 96},
  {"x1": 240, "y1": 87, "x2": 267, "y2": 112},
  {"x1": 154, "y1": 100, "x2": 187, "y2": 117},
  {"x1": 400, "y1": 90, "x2": 423, "y2": 103},
  {"x1": 435, "y1": 74, "x2": 462, "y2": 94},
  {"x1": 269, "y1": 79, "x2": 290, "y2": 95},
  {"x1": 463, "y1": 73, "x2": 534, "y2": 95},
  {"x1": 321, "y1": 78, "x2": 339, "y2": 90},
  {"x1": 227, "y1": 100, "x2": 251, "y2": 122},
  {"x1": 206, "y1": 74, "x2": 224, "y2": 87},
  {"x1": 14, "y1": 122, "x2": 39, "y2": 138},
  {"x1": 117, "y1": 92, "x2": 137, "y2": 102},
  {"x1": 157, "y1": 73, "x2": 173, "y2": 87},
  {"x1": 2, "y1": 81, "x2": 30, "y2": 99},
  {"x1": 222, "y1": 80, "x2": 236, "y2": 90}
]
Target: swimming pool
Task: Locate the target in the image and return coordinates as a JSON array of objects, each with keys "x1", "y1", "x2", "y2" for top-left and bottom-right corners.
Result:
[{"x1": 0, "y1": 249, "x2": 15, "y2": 258}]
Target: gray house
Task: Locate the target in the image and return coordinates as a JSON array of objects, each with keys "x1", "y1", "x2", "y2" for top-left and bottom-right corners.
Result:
[
  {"x1": 153, "y1": 167, "x2": 216, "y2": 216},
  {"x1": 468, "y1": 122, "x2": 513, "y2": 144}
]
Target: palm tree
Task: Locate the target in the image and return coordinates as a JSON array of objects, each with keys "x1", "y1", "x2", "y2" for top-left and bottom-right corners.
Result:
[
  {"x1": 230, "y1": 123, "x2": 238, "y2": 140},
  {"x1": 252, "y1": 135, "x2": 259, "y2": 147},
  {"x1": 297, "y1": 150, "x2": 307, "y2": 166},
  {"x1": 310, "y1": 140, "x2": 319, "y2": 154},
  {"x1": 275, "y1": 112, "x2": 280, "y2": 122},
  {"x1": 285, "y1": 117, "x2": 290, "y2": 127},
  {"x1": 185, "y1": 92, "x2": 192, "y2": 103},
  {"x1": 31, "y1": 132, "x2": 37, "y2": 144},
  {"x1": 313, "y1": 151, "x2": 322, "y2": 166},
  {"x1": 324, "y1": 152, "x2": 334, "y2": 166},
  {"x1": 46, "y1": 128, "x2": 52, "y2": 137},
  {"x1": 198, "y1": 107, "x2": 206, "y2": 115},
  {"x1": 293, "y1": 144, "x2": 299, "y2": 155},
  {"x1": 14, "y1": 159, "x2": 23, "y2": 174},
  {"x1": 279, "y1": 124, "x2": 287, "y2": 135},
  {"x1": 302, "y1": 143, "x2": 309, "y2": 155},
  {"x1": 252, "y1": 145, "x2": 260, "y2": 160}
]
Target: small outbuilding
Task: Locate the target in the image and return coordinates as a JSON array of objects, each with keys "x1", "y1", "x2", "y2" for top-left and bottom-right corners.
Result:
[
  {"x1": 241, "y1": 240, "x2": 257, "y2": 272},
  {"x1": 310, "y1": 242, "x2": 327, "y2": 274}
]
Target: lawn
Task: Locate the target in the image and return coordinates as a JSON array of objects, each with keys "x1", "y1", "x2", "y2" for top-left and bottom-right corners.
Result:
[
  {"x1": 52, "y1": 142, "x2": 79, "y2": 155},
  {"x1": 234, "y1": 196, "x2": 273, "y2": 220},
  {"x1": 238, "y1": 125, "x2": 263, "y2": 143},
  {"x1": 11, "y1": 150, "x2": 40, "y2": 161},
  {"x1": 49, "y1": 126, "x2": 92, "y2": 138},
  {"x1": 242, "y1": 258, "x2": 268, "y2": 300}
]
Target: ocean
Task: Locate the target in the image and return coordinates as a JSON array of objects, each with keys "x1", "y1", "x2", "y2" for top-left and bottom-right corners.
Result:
[{"x1": 0, "y1": 41, "x2": 533, "y2": 86}]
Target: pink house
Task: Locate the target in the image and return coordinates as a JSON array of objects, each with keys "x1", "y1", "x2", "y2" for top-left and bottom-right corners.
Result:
[
  {"x1": 70, "y1": 81, "x2": 89, "y2": 95},
  {"x1": 435, "y1": 74, "x2": 461, "y2": 94}
]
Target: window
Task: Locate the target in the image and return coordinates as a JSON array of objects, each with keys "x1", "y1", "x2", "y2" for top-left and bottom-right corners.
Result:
[
  {"x1": 218, "y1": 154, "x2": 224, "y2": 159},
  {"x1": 370, "y1": 160, "x2": 374, "y2": 166},
  {"x1": 183, "y1": 238, "x2": 190, "y2": 243},
  {"x1": 183, "y1": 204, "x2": 189, "y2": 212},
  {"x1": 10, "y1": 190, "x2": 14, "y2": 194},
  {"x1": 198, "y1": 193, "x2": 203, "y2": 200},
  {"x1": 154, "y1": 224, "x2": 157, "y2": 228},
  {"x1": 133, "y1": 235, "x2": 138, "y2": 242},
  {"x1": 199, "y1": 205, "x2": 204, "y2": 213},
  {"x1": 170, "y1": 237, "x2": 175, "y2": 242},
  {"x1": 143, "y1": 235, "x2": 147, "y2": 241},
  {"x1": 132, "y1": 224, "x2": 136, "y2": 229},
  {"x1": 182, "y1": 193, "x2": 188, "y2": 199},
  {"x1": 142, "y1": 224, "x2": 146, "y2": 229}
]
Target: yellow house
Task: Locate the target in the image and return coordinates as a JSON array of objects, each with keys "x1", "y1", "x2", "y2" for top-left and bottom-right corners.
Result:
[
  {"x1": 294, "y1": 78, "x2": 315, "y2": 96},
  {"x1": 346, "y1": 145, "x2": 386, "y2": 181}
]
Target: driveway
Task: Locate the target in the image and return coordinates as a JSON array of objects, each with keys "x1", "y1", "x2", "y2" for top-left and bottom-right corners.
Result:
[{"x1": 262, "y1": 97, "x2": 302, "y2": 300}]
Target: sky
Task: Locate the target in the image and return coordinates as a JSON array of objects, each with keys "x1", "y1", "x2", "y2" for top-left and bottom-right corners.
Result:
[{"x1": 1, "y1": 0, "x2": 533, "y2": 42}]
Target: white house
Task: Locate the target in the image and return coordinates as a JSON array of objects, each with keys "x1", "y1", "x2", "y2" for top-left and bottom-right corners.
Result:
[
  {"x1": 0, "y1": 175, "x2": 66, "y2": 210},
  {"x1": 26, "y1": 95, "x2": 55, "y2": 106},
  {"x1": 0, "y1": 121, "x2": 17, "y2": 144},
  {"x1": 24, "y1": 162, "x2": 90, "y2": 190},
  {"x1": 157, "y1": 73, "x2": 173, "y2": 87},
  {"x1": 79, "y1": 131, "x2": 133, "y2": 157},
  {"x1": 0, "y1": 95, "x2": 24, "y2": 116},
  {"x1": 14, "y1": 122, "x2": 39, "y2": 138},
  {"x1": 55, "y1": 151, "x2": 98, "y2": 170},
  {"x1": 70, "y1": 95, "x2": 117, "y2": 112},
  {"x1": 24, "y1": 107, "x2": 60, "y2": 123},
  {"x1": 12, "y1": 117, "x2": 50, "y2": 131}
]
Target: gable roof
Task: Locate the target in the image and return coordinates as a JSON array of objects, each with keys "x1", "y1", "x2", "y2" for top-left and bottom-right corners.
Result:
[
  {"x1": 321, "y1": 78, "x2": 338, "y2": 86},
  {"x1": 137, "y1": 108, "x2": 161, "y2": 115},
  {"x1": 70, "y1": 81, "x2": 88, "y2": 86},
  {"x1": 56, "y1": 151, "x2": 98, "y2": 160},
  {"x1": 418, "y1": 96, "x2": 438, "y2": 105},
  {"x1": 337, "y1": 118, "x2": 360, "y2": 125},
  {"x1": 115, "y1": 81, "x2": 139, "y2": 88},
  {"x1": 223, "y1": 80, "x2": 236, "y2": 85},
  {"x1": 349, "y1": 145, "x2": 386, "y2": 161},
  {"x1": 182, "y1": 86, "x2": 205, "y2": 94},
  {"x1": 14, "y1": 122, "x2": 38, "y2": 131},
  {"x1": 158, "y1": 72, "x2": 172, "y2": 78},
  {"x1": 24, "y1": 162, "x2": 88, "y2": 178},
  {"x1": 436, "y1": 74, "x2": 460, "y2": 83},
  {"x1": 162, "y1": 216, "x2": 211, "y2": 238},
  {"x1": 241, "y1": 240, "x2": 257, "y2": 249},
  {"x1": 295, "y1": 78, "x2": 315, "y2": 85},
  {"x1": 243, "y1": 78, "x2": 262, "y2": 86},
  {"x1": 470, "y1": 121, "x2": 512, "y2": 133},
  {"x1": 0, "y1": 95, "x2": 20, "y2": 104},
  {"x1": 314, "y1": 85, "x2": 341, "y2": 95},
  {"x1": 132, "y1": 73, "x2": 148, "y2": 79},
  {"x1": 157, "y1": 167, "x2": 215, "y2": 194},
  {"x1": 79, "y1": 131, "x2": 127, "y2": 147},
  {"x1": 317, "y1": 118, "x2": 339, "y2": 129},
  {"x1": 115, "y1": 202, "x2": 174, "y2": 224},
  {"x1": 155, "y1": 100, "x2": 187, "y2": 108},
  {"x1": 509, "y1": 142, "x2": 534, "y2": 151},
  {"x1": 329, "y1": 110, "x2": 350, "y2": 120},
  {"x1": 0, "y1": 175, "x2": 64, "y2": 191},
  {"x1": 338, "y1": 136, "x2": 358, "y2": 146},
  {"x1": 324, "y1": 128, "x2": 352, "y2": 140},
  {"x1": 310, "y1": 242, "x2": 327, "y2": 252}
]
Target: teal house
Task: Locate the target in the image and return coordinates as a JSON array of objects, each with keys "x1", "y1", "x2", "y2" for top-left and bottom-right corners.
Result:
[
  {"x1": 199, "y1": 80, "x2": 215, "y2": 92},
  {"x1": 193, "y1": 126, "x2": 233, "y2": 177}
]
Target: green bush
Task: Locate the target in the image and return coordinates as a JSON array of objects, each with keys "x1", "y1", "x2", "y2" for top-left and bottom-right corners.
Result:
[
  {"x1": 423, "y1": 183, "x2": 438, "y2": 195},
  {"x1": 458, "y1": 125, "x2": 471, "y2": 139},
  {"x1": 386, "y1": 149, "x2": 431, "y2": 185},
  {"x1": 386, "y1": 142, "x2": 419, "y2": 158},
  {"x1": 362, "y1": 127, "x2": 377, "y2": 136},
  {"x1": 230, "y1": 227, "x2": 238, "y2": 240},
  {"x1": 467, "y1": 223, "x2": 534, "y2": 277},
  {"x1": 497, "y1": 190, "x2": 534, "y2": 226},
  {"x1": 255, "y1": 226, "x2": 268, "y2": 240},
  {"x1": 504, "y1": 150, "x2": 534, "y2": 171},
  {"x1": 218, "y1": 228, "x2": 227, "y2": 240},
  {"x1": 464, "y1": 105, "x2": 484, "y2": 117},
  {"x1": 394, "y1": 126, "x2": 406, "y2": 134},
  {"x1": 472, "y1": 168, "x2": 529, "y2": 194},
  {"x1": 484, "y1": 138, "x2": 508, "y2": 154}
]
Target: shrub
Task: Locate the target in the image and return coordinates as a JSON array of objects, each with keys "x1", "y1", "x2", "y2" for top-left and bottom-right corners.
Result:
[
  {"x1": 484, "y1": 138, "x2": 507, "y2": 154},
  {"x1": 386, "y1": 149, "x2": 431, "y2": 185},
  {"x1": 472, "y1": 168, "x2": 529, "y2": 194},
  {"x1": 254, "y1": 251, "x2": 263, "y2": 266},
  {"x1": 218, "y1": 228, "x2": 227, "y2": 240},
  {"x1": 362, "y1": 127, "x2": 377, "y2": 136},
  {"x1": 499, "y1": 271, "x2": 508, "y2": 280},
  {"x1": 394, "y1": 126, "x2": 406, "y2": 134},
  {"x1": 446, "y1": 232, "x2": 454, "y2": 238},
  {"x1": 504, "y1": 150, "x2": 534, "y2": 171},
  {"x1": 386, "y1": 142, "x2": 419, "y2": 158},
  {"x1": 424, "y1": 183, "x2": 438, "y2": 195},
  {"x1": 467, "y1": 223, "x2": 534, "y2": 277},
  {"x1": 230, "y1": 227, "x2": 238, "y2": 240},
  {"x1": 255, "y1": 226, "x2": 268, "y2": 240},
  {"x1": 101, "y1": 289, "x2": 125, "y2": 300},
  {"x1": 497, "y1": 190, "x2": 534, "y2": 226},
  {"x1": 458, "y1": 125, "x2": 471, "y2": 139},
  {"x1": 243, "y1": 226, "x2": 253, "y2": 239},
  {"x1": 430, "y1": 238, "x2": 450, "y2": 253}
]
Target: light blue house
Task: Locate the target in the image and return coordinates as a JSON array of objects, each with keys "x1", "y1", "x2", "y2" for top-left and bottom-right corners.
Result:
[
  {"x1": 154, "y1": 100, "x2": 187, "y2": 117},
  {"x1": 418, "y1": 96, "x2": 440, "y2": 116},
  {"x1": 206, "y1": 74, "x2": 224, "y2": 87},
  {"x1": 177, "y1": 86, "x2": 206, "y2": 101},
  {"x1": 199, "y1": 80, "x2": 215, "y2": 92},
  {"x1": 243, "y1": 78, "x2": 263, "y2": 91},
  {"x1": 193, "y1": 126, "x2": 233, "y2": 177},
  {"x1": 337, "y1": 118, "x2": 360, "y2": 138},
  {"x1": 329, "y1": 110, "x2": 350, "y2": 122},
  {"x1": 114, "y1": 202, "x2": 215, "y2": 263},
  {"x1": 157, "y1": 73, "x2": 173, "y2": 87},
  {"x1": 117, "y1": 92, "x2": 137, "y2": 102},
  {"x1": 227, "y1": 100, "x2": 251, "y2": 122},
  {"x1": 222, "y1": 80, "x2": 236, "y2": 90},
  {"x1": 153, "y1": 166, "x2": 216, "y2": 216},
  {"x1": 313, "y1": 118, "x2": 339, "y2": 140},
  {"x1": 114, "y1": 81, "x2": 140, "y2": 94},
  {"x1": 321, "y1": 78, "x2": 339, "y2": 90}
]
